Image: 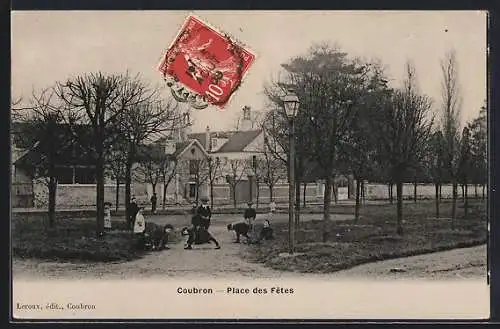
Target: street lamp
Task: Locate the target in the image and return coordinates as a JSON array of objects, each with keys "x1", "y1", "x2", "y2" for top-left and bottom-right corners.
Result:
[{"x1": 283, "y1": 89, "x2": 300, "y2": 255}]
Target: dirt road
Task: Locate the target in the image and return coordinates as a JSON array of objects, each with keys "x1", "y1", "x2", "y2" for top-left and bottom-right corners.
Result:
[{"x1": 12, "y1": 213, "x2": 487, "y2": 281}]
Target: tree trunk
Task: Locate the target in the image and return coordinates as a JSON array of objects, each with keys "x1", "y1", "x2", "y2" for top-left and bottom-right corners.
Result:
[
  {"x1": 125, "y1": 154, "x2": 133, "y2": 230},
  {"x1": 295, "y1": 177, "x2": 301, "y2": 227},
  {"x1": 95, "y1": 148, "x2": 106, "y2": 237},
  {"x1": 303, "y1": 182, "x2": 307, "y2": 208},
  {"x1": 389, "y1": 183, "x2": 393, "y2": 204},
  {"x1": 47, "y1": 175, "x2": 57, "y2": 228},
  {"x1": 461, "y1": 184, "x2": 465, "y2": 202},
  {"x1": 354, "y1": 177, "x2": 361, "y2": 223},
  {"x1": 451, "y1": 181, "x2": 458, "y2": 230},
  {"x1": 269, "y1": 185, "x2": 274, "y2": 202},
  {"x1": 435, "y1": 183, "x2": 440, "y2": 219},
  {"x1": 482, "y1": 184, "x2": 485, "y2": 199},
  {"x1": 195, "y1": 182, "x2": 200, "y2": 204},
  {"x1": 210, "y1": 181, "x2": 215, "y2": 209},
  {"x1": 439, "y1": 184, "x2": 443, "y2": 201},
  {"x1": 396, "y1": 180, "x2": 404, "y2": 235},
  {"x1": 151, "y1": 183, "x2": 156, "y2": 197},
  {"x1": 322, "y1": 175, "x2": 332, "y2": 242},
  {"x1": 256, "y1": 182, "x2": 260, "y2": 209},
  {"x1": 361, "y1": 180, "x2": 366, "y2": 204},
  {"x1": 115, "y1": 179, "x2": 120, "y2": 213},
  {"x1": 332, "y1": 179, "x2": 338, "y2": 204},
  {"x1": 413, "y1": 179, "x2": 417, "y2": 203},
  {"x1": 464, "y1": 181, "x2": 469, "y2": 219},
  {"x1": 474, "y1": 184, "x2": 478, "y2": 199},
  {"x1": 232, "y1": 183, "x2": 237, "y2": 208}
]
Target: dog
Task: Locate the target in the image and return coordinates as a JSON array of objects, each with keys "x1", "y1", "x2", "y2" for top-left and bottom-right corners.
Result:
[{"x1": 227, "y1": 222, "x2": 251, "y2": 243}]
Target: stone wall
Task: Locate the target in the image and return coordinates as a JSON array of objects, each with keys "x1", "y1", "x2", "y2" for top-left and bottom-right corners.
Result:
[
  {"x1": 28, "y1": 181, "x2": 486, "y2": 208},
  {"x1": 33, "y1": 183, "x2": 152, "y2": 209}
]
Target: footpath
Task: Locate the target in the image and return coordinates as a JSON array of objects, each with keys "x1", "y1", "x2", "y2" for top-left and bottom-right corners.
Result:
[{"x1": 11, "y1": 200, "x2": 396, "y2": 216}]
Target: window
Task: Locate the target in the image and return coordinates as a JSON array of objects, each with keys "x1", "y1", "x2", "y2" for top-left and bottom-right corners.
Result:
[
  {"x1": 189, "y1": 160, "x2": 197, "y2": 175},
  {"x1": 211, "y1": 138, "x2": 218, "y2": 148},
  {"x1": 189, "y1": 183, "x2": 197, "y2": 198}
]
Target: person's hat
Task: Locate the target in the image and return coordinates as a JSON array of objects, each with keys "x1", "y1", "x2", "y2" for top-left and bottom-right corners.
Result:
[{"x1": 200, "y1": 196, "x2": 209, "y2": 202}]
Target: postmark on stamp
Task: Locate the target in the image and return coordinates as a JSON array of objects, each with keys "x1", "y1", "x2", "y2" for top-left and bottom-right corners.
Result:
[{"x1": 158, "y1": 15, "x2": 256, "y2": 109}]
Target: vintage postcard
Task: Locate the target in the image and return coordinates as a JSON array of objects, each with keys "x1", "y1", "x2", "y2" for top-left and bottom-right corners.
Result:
[{"x1": 11, "y1": 10, "x2": 489, "y2": 320}]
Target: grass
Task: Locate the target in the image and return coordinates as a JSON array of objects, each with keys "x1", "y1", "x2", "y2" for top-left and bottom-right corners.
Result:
[
  {"x1": 241, "y1": 200, "x2": 488, "y2": 273},
  {"x1": 11, "y1": 215, "x2": 180, "y2": 263}
]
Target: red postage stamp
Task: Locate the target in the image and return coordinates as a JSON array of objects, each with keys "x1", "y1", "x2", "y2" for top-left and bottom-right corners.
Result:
[{"x1": 158, "y1": 15, "x2": 256, "y2": 109}]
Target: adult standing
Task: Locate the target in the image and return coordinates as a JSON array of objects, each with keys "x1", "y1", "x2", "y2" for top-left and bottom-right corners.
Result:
[
  {"x1": 244, "y1": 202, "x2": 257, "y2": 228},
  {"x1": 151, "y1": 192, "x2": 158, "y2": 214},
  {"x1": 197, "y1": 196, "x2": 212, "y2": 230},
  {"x1": 128, "y1": 196, "x2": 139, "y2": 230},
  {"x1": 244, "y1": 201, "x2": 257, "y2": 242},
  {"x1": 185, "y1": 196, "x2": 220, "y2": 249}
]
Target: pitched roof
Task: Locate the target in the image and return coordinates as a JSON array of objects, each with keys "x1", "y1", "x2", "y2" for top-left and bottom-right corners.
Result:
[
  {"x1": 188, "y1": 132, "x2": 208, "y2": 149},
  {"x1": 173, "y1": 141, "x2": 194, "y2": 158},
  {"x1": 216, "y1": 130, "x2": 262, "y2": 153},
  {"x1": 188, "y1": 131, "x2": 234, "y2": 149}
]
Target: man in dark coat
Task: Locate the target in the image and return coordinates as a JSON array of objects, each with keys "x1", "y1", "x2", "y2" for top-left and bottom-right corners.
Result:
[
  {"x1": 244, "y1": 202, "x2": 256, "y2": 225},
  {"x1": 128, "y1": 196, "x2": 139, "y2": 230},
  {"x1": 150, "y1": 193, "x2": 158, "y2": 214}
]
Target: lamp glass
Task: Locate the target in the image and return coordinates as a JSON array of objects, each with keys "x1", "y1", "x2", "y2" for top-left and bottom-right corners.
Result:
[{"x1": 283, "y1": 92, "x2": 300, "y2": 119}]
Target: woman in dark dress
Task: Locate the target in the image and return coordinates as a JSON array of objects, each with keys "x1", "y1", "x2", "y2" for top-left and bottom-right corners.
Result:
[{"x1": 184, "y1": 196, "x2": 220, "y2": 249}]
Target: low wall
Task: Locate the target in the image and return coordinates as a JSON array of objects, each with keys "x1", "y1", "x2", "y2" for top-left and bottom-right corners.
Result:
[
  {"x1": 29, "y1": 181, "x2": 486, "y2": 209},
  {"x1": 33, "y1": 183, "x2": 152, "y2": 209}
]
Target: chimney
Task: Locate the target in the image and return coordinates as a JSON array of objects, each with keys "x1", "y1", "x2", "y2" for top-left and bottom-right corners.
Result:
[
  {"x1": 241, "y1": 106, "x2": 251, "y2": 131},
  {"x1": 205, "y1": 125, "x2": 210, "y2": 151}
]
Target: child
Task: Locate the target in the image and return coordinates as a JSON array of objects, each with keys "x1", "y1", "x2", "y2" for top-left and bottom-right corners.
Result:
[
  {"x1": 227, "y1": 222, "x2": 251, "y2": 243},
  {"x1": 104, "y1": 202, "x2": 112, "y2": 230},
  {"x1": 258, "y1": 219, "x2": 274, "y2": 242},
  {"x1": 151, "y1": 224, "x2": 174, "y2": 250},
  {"x1": 133, "y1": 207, "x2": 147, "y2": 249}
]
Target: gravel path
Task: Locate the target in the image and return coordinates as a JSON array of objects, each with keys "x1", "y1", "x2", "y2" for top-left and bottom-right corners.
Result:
[{"x1": 12, "y1": 213, "x2": 487, "y2": 281}]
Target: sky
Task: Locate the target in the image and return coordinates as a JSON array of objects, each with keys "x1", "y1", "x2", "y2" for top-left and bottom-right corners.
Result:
[{"x1": 11, "y1": 10, "x2": 487, "y2": 133}]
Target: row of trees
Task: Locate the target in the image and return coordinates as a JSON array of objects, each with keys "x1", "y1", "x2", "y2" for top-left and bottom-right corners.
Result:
[
  {"x1": 13, "y1": 72, "x2": 186, "y2": 234},
  {"x1": 261, "y1": 43, "x2": 487, "y2": 238}
]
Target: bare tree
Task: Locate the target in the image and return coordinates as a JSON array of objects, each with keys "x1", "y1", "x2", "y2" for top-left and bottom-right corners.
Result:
[
  {"x1": 160, "y1": 159, "x2": 178, "y2": 209},
  {"x1": 440, "y1": 49, "x2": 463, "y2": 228},
  {"x1": 13, "y1": 88, "x2": 73, "y2": 228},
  {"x1": 115, "y1": 83, "x2": 182, "y2": 228},
  {"x1": 206, "y1": 157, "x2": 224, "y2": 208},
  {"x1": 468, "y1": 105, "x2": 487, "y2": 199},
  {"x1": 457, "y1": 126, "x2": 472, "y2": 218},
  {"x1": 372, "y1": 62, "x2": 433, "y2": 235},
  {"x1": 425, "y1": 130, "x2": 446, "y2": 218},
  {"x1": 56, "y1": 72, "x2": 148, "y2": 235},
  {"x1": 226, "y1": 159, "x2": 248, "y2": 208},
  {"x1": 106, "y1": 140, "x2": 127, "y2": 212},
  {"x1": 338, "y1": 63, "x2": 388, "y2": 222},
  {"x1": 260, "y1": 133, "x2": 286, "y2": 202},
  {"x1": 281, "y1": 44, "x2": 372, "y2": 241}
]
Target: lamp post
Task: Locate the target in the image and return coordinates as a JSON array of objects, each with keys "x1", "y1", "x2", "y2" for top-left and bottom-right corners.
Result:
[{"x1": 283, "y1": 89, "x2": 300, "y2": 255}]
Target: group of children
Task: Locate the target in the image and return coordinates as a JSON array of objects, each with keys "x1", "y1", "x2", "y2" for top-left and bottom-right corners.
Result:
[
  {"x1": 131, "y1": 196, "x2": 275, "y2": 251},
  {"x1": 226, "y1": 201, "x2": 275, "y2": 244}
]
